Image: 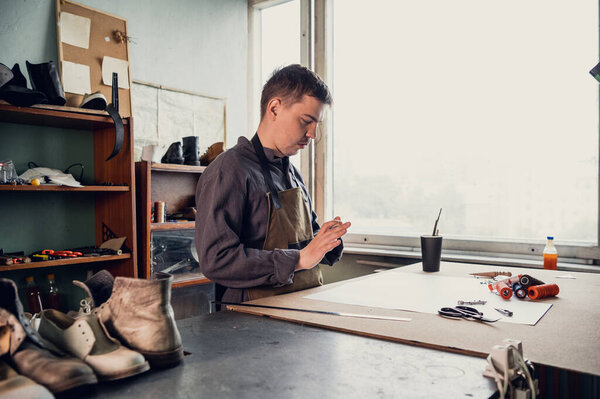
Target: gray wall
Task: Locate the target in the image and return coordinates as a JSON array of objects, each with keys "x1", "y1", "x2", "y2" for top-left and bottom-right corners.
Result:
[
  {"x1": 0, "y1": 0, "x2": 248, "y2": 311},
  {"x1": 0, "y1": 0, "x2": 248, "y2": 142}
]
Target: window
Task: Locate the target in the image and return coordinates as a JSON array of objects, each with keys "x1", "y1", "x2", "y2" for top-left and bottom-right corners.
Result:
[
  {"x1": 324, "y1": 0, "x2": 599, "y2": 259},
  {"x1": 249, "y1": 0, "x2": 302, "y2": 168}
]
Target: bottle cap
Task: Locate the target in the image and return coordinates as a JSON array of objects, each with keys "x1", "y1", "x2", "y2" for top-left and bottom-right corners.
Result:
[
  {"x1": 547, "y1": 236, "x2": 554, "y2": 240},
  {"x1": 47, "y1": 274, "x2": 55, "y2": 279},
  {"x1": 26, "y1": 276, "x2": 34, "y2": 283}
]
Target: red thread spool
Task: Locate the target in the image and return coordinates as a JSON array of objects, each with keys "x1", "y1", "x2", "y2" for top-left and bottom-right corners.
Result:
[
  {"x1": 496, "y1": 280, "x2": 513, "y2": 300},
  {"x1": 528, "y1": 284, "x2": 559, "y2": 300}
]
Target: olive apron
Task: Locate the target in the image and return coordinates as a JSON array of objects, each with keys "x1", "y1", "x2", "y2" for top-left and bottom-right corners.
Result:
[{"x1": 246, "y1": 134, "x2": 323, "y2": 301}]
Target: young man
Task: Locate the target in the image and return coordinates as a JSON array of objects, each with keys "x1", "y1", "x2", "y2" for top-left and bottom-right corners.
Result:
[{"x1": 195, "y1": 64, "x2": 351, "y2": 303}]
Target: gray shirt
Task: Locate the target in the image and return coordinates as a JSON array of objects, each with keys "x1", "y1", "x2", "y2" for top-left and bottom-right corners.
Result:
[{"x1": 195, "y1": 136, "x2": 343, "y2": 303}]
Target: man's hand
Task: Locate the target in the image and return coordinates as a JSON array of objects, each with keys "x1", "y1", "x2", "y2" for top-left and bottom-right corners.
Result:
[{"x1": 296, "y1": 217, "x2": 351, "y2": 271}]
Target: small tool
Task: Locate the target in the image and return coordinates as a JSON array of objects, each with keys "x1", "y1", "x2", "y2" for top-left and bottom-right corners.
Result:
[
  {"x1": 438, "y1": 305, "x2": 499, "y2": 322},
  {"x1": 470, "y1": 271, "x2": 512, "y2": 278},
  {"x1": 494, "y1": 308, "x2": 513, "y2": 317},
  {"x1": 457, "y1": 300, "x2": 487, "y2": 305},
  {"x1": 432, "y1": 208, "x2": 442, "y2": 236}
]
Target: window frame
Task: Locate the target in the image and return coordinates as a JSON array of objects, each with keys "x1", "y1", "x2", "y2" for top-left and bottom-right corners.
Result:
[{"x1": 250, "y1": 0, "x2": 600, "y2": 264}]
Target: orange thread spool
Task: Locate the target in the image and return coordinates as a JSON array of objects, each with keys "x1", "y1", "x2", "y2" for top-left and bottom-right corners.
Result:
[
  {"x1": 496, "y1": 280, "x2": 513, "y2": 300},
  {"x1": 528, "y1": 284, "x2": 559, "y2": 300}
]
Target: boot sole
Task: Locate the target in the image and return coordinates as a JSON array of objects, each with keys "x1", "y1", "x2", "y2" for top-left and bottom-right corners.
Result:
[
  {"x1": 141, "y1": 346, "x2": 184, "y2": 368},
  {"x1": 50, "y1": 372, "x2": 98, "y2": 393},
  {"x1": 98, "y1": 361, "x2": 150, "y2": 381}
]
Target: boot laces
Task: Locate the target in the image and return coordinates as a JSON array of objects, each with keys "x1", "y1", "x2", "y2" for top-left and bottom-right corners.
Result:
[{"x1": 79, "y1": 298, "x2": 92, "y2": 314}]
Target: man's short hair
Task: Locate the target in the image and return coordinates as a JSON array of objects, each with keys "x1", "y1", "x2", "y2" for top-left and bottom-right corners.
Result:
[{"x1": 260, "y1": 64, "x2": 332, "y2": 119}]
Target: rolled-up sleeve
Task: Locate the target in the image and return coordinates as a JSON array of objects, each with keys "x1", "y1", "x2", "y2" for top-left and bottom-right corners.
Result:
[{"x1": 195, "y1": 168, "x2": 298, "y2": 289}]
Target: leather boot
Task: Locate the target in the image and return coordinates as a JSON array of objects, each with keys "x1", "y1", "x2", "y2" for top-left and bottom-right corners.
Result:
[
  {"x1": 98, "y1": 272, "x2": 183, "y2": 368},
  {"x1": 160, "y1": 142, "x2": 184, "y2": 164},
  {"x1": 0, "y1": 63, "x2": 47, "y2": 107},
  {"x1": 199, "y1": 142, "x2": 225, "y2": 166},
  {"x1": 39, "y1": 309, "x2": 149, "y2": 381},
  {"x1": 0, "y1": 310, "x2": 53, "y2": 399},
  {"x1": 182, "y1": 136, "x2": 200, "y2": 166},
  {"x1": 25, "y1": 61, "x2": 66, "y2": 106},
  {"x1": 0, "y1": 279, "x2": 97, "y2": 393}
]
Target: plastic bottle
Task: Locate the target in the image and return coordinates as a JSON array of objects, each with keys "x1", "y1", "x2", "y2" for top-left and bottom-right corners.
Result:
[
  {"x1": 543, "y1": 236, "x2": 558, "y2": 270},
  {"x1": 25, "y1": 276, "x2": 43, "y2": 314},
  {"x1": 45, "y1": 274, "x2": 61, "y2": 310}
]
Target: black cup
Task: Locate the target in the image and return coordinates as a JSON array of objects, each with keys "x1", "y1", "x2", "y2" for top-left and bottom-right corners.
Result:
[{"x1": 421, "y1": 235, "x2": 442, "y2": 272}]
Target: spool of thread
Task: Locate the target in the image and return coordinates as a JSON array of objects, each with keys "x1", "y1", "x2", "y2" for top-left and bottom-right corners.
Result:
[
  {"x1": 519, "y1": 274, "x2": 545, "y2": 289},
  {"x1": 528, "y1": 283, "x2": 559, "y2": 300},
  {"x1": 496, "y1": 280, "x2": 513, "y2": 300},
  {"x1": 512, "y1": 282, "x2": 527, "y2": 299}
]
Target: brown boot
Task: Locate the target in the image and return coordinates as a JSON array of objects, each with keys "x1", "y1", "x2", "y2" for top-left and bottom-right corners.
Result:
[
  {"x1": 0, "y1": 279, "x2": 97, "y2": 394},
  {"x1": 199, "y1": 142, "x2": 224, "y2": 166},
  {"x1": 0, "y1": 359, "x2": 53, "y2": 399},
  {"x1": 97, "y1": 272, "x2": 183, "y2": 368},
  {"x1": 0, "y1": 309, "x2": 51, "y2": 399}
]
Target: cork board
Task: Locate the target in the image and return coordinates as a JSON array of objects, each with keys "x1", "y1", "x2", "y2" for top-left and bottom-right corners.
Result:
[
  {"x1": 228, "y1": 262, "x2": 600, "y2": 376},
  {"x1": 55, "y1": 0, "x2": 132, "y2": 117}
]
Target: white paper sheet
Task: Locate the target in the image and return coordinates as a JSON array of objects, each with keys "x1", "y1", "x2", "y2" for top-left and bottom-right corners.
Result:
[
  {"x1": 305, "y1": 271, "x2": 553, "y2": 325},
  {"x1": 61, "y1": 61, "x2": 91, "y2": 95},
  {"x1": 102, "y1": 56, "x2": 130, "y2": 89},
  {"x1": 60, "y1": 12, "x2": 91, "y2": 49}
]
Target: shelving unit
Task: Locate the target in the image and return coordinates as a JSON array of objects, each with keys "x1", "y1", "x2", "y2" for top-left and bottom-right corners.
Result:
[
  {"x1": 0, "y1": 102, "x2": 137, "y2": 279},
  {"x1": 135, "y1": 161, "x2": 210, "y2": 288}
]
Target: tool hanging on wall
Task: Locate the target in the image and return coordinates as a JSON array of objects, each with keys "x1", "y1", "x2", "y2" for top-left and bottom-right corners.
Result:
[{"x1": 105, "y1": 72, "x2": 124, "y2": 161}]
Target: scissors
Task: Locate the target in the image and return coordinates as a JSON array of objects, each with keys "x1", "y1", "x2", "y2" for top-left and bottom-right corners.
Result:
[{"x1": 438, "y1": 305, "x2": 499, "y2": 322}]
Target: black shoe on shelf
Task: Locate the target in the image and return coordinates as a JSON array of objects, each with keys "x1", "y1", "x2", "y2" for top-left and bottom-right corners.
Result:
[
  {"x1": 161, "y1": 142, "x2": 185, "y2": 164},
  {"x1": 26, "y1": 61, "x2": 66, "y2": 106}
]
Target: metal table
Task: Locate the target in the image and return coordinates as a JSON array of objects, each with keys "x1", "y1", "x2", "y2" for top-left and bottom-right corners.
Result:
[{"x1": 85, "y1": 311, "x2": 496, "y2": 398}]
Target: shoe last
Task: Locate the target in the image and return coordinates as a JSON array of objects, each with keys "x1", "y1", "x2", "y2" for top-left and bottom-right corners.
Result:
[{"x1": 38, "y1": 309, "x2": 149, "y2": 381}]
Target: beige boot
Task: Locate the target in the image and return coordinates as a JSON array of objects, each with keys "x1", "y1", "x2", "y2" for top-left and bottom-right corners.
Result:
[{"x1": 98, "y1": 272, "x2": 183, "y2": 368}]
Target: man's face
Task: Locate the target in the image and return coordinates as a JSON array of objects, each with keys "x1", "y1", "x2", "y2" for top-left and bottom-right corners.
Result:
[{"x1": 272, "y1": 94, "x2": 325, "y2": 157}]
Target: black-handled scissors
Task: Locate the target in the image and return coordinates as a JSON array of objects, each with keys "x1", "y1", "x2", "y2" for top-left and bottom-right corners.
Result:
[{"x1": 438, "y1": 305, "x2": 499, "y2": 322}]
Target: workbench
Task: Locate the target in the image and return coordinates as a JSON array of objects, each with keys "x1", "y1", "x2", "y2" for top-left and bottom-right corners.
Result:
[
  {"x1": 227, "y1": 262, "x2": 600, "y2": 378},
  {"x1": 86, "y1": 310, "x2": 496, "y2": 398}
]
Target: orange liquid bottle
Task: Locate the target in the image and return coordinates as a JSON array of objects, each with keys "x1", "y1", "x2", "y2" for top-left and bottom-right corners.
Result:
[{"x1": 543, "y1": 236, "x2": 558, "y2": 270}]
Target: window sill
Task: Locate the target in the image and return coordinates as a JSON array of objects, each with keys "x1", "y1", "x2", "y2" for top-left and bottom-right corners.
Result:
[{"x1": 344, "y1": 244, "x2": 600, "y2": 274}]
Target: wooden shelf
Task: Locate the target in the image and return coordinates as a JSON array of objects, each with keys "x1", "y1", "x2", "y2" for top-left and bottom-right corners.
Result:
[
  {"x1": 0, "y1": 253, "x2": 131, "y2": 272},
  {"x1": 151, "y1": 221, "x2": 195, "y2": 230},
  {"x1": 150, "y1": 163, "x2": 206, "y2": 173},
  {"x1": 0, "y1": 185, "x2": 129, "y2": 192},
  {"x1": 0, "y1": 101, "x2": 128, "y2": 130},
  {"x1": 172, "y1": 272, "x2": 211, "y2": 288}
]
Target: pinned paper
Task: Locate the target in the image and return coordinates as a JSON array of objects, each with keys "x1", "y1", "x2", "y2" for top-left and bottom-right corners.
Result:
[
  {"x1": 60, "y1": 12, "x2": 91, "y2": 49},
  {"x1": 102, "y1": 56, "x2": 130, "y2": 89},
  {"x1": 61, "y1": 61, "x2": 91, "y2": 95}
]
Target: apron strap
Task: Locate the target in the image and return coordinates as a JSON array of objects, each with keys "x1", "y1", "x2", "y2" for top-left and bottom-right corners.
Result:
[{"x1": 251, "y1": 133, "x2": 282, "y2": 209}]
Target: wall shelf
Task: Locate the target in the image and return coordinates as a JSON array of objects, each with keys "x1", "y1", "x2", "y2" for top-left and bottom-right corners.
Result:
[
  {"x1": 136, "y1": 160, "x2": 208, "y2": 287},
  {"x1": 0, "y1": 253, "x2": 131, "y2": 272},
  {"x1": 0, "y1": 185, "x2": 129, "y2": 192},
  {"x1": 151, "y1": 222, "x2": 195, "y2": 231},
  {"x1": 0, "y1": 102, "x2": 138, "y2": 279}
]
